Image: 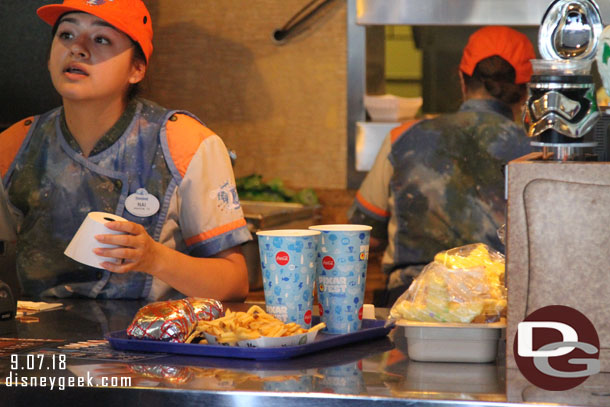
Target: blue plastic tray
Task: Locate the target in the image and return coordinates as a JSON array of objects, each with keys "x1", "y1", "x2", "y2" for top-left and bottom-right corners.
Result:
[{"x1": 106, "y1": 318, "x2": 394, "y2": 360}]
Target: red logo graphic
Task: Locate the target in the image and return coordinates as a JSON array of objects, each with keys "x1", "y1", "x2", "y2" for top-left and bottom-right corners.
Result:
[
  {"x1": 275, "y1": 251, "x2": 289, "y2": 265},
  {"x1": 318, "y1": 303, "x2": 323, "y2": 316},
  {"x1": 513, "y1": 305, "x2": 600, "y2": 391},
  {"x1": 304, "y1": 310, "x2": 312, "y2": 325},
  {"x1": 358, "y1": 306, "x2": 363, "y2": 320},
  {"x1": 322, "y1": 256, "x2": 335, "y2": 270}
]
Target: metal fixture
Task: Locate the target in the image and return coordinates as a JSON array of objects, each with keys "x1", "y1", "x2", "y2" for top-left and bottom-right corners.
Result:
[
  {"x1": 272, "y1": 0, "x2": 338, "y2": 44},
  {"x1": 523, "y1": 0, "x2": 603, "y2": 161}
]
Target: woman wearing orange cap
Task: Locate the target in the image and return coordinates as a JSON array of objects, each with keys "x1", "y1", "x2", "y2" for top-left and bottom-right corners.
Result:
[
  {"x1": 350, "y1": 26, "x2": 536, "y2": 307},
  {"x1": 0, "y1": 0, "x2": 251, "y2": 301}
]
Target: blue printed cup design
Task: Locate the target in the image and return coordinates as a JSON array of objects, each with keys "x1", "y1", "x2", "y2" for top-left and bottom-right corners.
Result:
[
  {"x1": 316, "y1": 362, "x2": 365, "y2": 394},
  {"x1": 264, "y1": 376, "x2": 314, "y2": 392},
  {"x1": 256, "y1": 229, "x2": 320, "y2": 329},
  {"x1": 309, "y1": 225, "x2": 371, "y2": 334}
]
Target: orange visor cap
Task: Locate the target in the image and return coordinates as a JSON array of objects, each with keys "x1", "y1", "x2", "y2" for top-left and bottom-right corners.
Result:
[
  {"x1": 37, "y1": 0, "x2": 153, "y2": 63},
  {"x1": 459, "y1": 26, "x2": 536, "y2": 84}
]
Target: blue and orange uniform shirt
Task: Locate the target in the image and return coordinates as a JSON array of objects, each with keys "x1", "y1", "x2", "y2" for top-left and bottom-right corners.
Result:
[
  {"x1": 0, "y1": 98, "x2": 251, "y2": 299},
  {"x1": 349, "y1": 99, "x2": 532, "y2": 288}
]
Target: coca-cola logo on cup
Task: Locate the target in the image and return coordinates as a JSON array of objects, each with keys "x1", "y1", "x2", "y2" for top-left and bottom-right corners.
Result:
[
  {"x1": 304, "y1": 310, "x2": 312, "y2": 325},
  {"x1": 275, "y1": 251, "x2": 289, "y2": 266},
  {"x1": 322, "y1": 256, "x2": 335, "y2": 270}
]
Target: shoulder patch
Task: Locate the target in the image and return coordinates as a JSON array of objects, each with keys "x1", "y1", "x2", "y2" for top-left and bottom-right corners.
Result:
[
  {"x1": 0, "y1": 117, "x2": 34, "y2": 178},
  {"x1": 390, "y1": 119, "x2": 421, "y2": 144},
  {"x1": 166, "y1": 113, "x2": 216, "y2": 178}
]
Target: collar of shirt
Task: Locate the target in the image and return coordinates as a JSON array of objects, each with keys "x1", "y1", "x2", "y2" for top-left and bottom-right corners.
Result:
[
  {"x1": 459, "y1": 98, "x2": 514, "y2": 121},
  {"x1": 60, "y1": 99, "x2": 138, "y2": 156}
]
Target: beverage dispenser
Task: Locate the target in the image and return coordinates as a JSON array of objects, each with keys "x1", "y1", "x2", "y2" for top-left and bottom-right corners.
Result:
[
  {"x1": 506, "y1": 0, "x2": 610, "y2": 372},
  {"x1": 522, "y1": 0, "x2": 602, "y2": 161}
]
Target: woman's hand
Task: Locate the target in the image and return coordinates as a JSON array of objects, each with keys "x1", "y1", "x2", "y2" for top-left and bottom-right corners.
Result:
[
  {"x1": 93, "y1": 221, "x2": 248, "y2": 300},
  {"x1": 93, "y1": 221, "x2": 162, "y2": 274}
]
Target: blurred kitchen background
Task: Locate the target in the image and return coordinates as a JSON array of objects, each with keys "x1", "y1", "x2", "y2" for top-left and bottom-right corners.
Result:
[{"x1": 0, "y1": 1, "x2": 546, "y2": 302}]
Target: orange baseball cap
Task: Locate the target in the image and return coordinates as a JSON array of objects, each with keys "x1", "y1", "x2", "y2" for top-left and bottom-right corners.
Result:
[
  {"x1": 459, "y1": 26, "x2": 536, "y2": 84},
  {"x1": 37, "y1": 0, "x2": 153, "y2": 63}
]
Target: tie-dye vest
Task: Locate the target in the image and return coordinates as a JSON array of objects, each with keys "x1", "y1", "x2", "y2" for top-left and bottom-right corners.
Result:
[{"x1": 5, "y1": 99, "x2": 190, "y2": 298}]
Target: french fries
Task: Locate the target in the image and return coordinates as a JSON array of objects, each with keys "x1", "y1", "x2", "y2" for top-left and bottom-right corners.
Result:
[
  {"x1": 185, "y1": 305, "x2": 326, "y2": 345},
  {"x1": 188, "y1": 367, "x2": 316, "y2": 384}
]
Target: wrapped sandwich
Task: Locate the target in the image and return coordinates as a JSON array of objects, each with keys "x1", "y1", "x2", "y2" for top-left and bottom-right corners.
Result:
[{"x1": 127, "y1": 297, "x2": 224, "y2": 342}]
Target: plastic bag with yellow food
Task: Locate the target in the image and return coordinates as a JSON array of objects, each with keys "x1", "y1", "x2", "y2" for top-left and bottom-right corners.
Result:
[{"x1": 389, "y1": 243, "x2": 506, "y2": 323}]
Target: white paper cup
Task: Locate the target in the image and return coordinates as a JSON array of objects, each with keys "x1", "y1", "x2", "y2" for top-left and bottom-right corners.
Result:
[
  {"x1": 64, "y1": 211, "x2": 127, "y2": 269},
  {"x1": 309, "y1": 224, "x2": 372, "y2": 334},
  {"x1": 256, "y1": 229, "x2": 320, "y2": 328}
]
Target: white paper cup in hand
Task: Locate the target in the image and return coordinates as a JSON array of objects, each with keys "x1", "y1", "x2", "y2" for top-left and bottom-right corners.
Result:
[{"x1": 64, "y1": 211, "x2": 127, "y2": 269}]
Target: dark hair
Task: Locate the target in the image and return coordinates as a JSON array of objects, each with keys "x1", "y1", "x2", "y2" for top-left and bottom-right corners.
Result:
[
  {"x1": 462, "y1": 55, "x2": 526, "y2": 105},
  {"x1": 50, "y1": 12, "x2": 147, "y2": 100},
  {"x1": 126, "y1": 44, "x2": 146, "y2": 100}
]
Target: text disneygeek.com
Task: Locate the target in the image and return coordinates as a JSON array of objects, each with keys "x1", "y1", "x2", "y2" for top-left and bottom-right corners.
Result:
[{"x1": 5, "y1": 353, "x2": 131, "y2": 391}]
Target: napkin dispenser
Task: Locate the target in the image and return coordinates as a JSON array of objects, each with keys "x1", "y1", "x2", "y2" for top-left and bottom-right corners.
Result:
[{"x1": 506, "y1": 154, "x2": 610, "y2": 372}]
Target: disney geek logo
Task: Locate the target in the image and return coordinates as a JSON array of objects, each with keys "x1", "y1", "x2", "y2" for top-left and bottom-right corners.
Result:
[{"x1": 513, "y1": 305, "x2": 600, "y2": 391}]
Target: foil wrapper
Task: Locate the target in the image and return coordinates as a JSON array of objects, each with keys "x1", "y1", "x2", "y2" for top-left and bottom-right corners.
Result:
[
  {"x1": 187, "y1": 297, "x2": 224, "y2": 322},
  {"x1": 127, "y1": 298, "x2": 223, "y2": 342},
  {"x1": 129, "y1": 364, "x2": 194, "y2": 385}
]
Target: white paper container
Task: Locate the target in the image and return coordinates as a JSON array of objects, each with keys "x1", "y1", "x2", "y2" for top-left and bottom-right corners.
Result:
[
  {"x1": 64, "y1": 211, "x2": 127, "y2": 269},
  {"x1": 204, "y1": 329, "x2": 319, "y2": 348},
  {"x1": 398, "y1": 320, "x2": 505, "y2": 363},
  {"x1": 364, "y1": 94, "x2": 422, "y2": 122}
]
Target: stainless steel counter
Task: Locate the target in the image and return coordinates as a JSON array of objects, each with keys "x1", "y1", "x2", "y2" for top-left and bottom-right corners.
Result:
[
  {"x1": 0, "y1": 299, "x2": 608, "y2": 406},
  {"x1": 355, "y1": 0, "x2": 610, "y2": 26}
]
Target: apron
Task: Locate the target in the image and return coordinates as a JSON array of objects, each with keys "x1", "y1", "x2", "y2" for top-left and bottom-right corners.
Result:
[
  {"x1": 388, "y1": 99, "x2": 531, "y2": 270},
  {"x1": 5, "y1": 100, "x2": 179, "y2": 299}
]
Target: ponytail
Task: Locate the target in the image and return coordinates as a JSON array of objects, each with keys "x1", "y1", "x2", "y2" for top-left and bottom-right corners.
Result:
[{"x1": 462, "y1": 55, "x2": 526, "y2": 105}]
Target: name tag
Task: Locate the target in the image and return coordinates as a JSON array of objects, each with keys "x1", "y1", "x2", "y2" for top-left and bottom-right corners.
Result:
[{"x1": 125, "y1": 188, "x2": 160, "y2": 218}]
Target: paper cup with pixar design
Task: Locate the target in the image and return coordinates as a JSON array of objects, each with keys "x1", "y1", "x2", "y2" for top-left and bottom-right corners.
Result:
[
  {"x1": 256, "y1": 229, "x2": 320, "y2": 329},
  {"x1": 309, "y1": 224, "x2": 372, "y2": 334}
]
